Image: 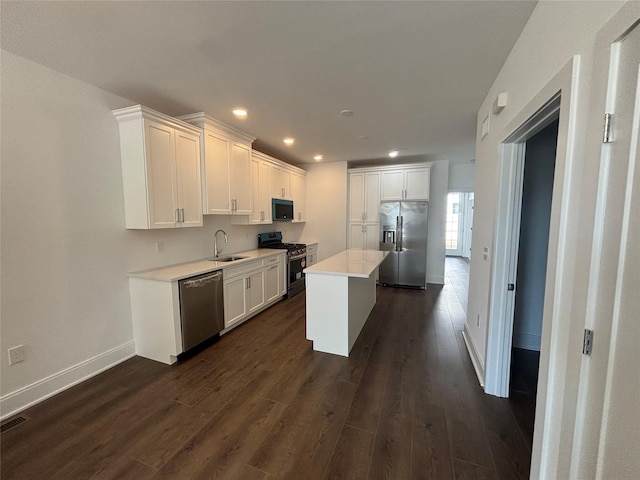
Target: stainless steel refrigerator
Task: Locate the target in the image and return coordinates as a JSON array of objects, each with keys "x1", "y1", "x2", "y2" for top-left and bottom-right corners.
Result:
[{"x1": 379, "y1": 201, "x2": 428, "y2": 288}]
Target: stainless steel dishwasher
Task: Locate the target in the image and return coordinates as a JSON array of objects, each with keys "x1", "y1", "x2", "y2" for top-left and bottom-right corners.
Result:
[{"x1": 178, "y1": 270, "x2": 224, "y2": 352}]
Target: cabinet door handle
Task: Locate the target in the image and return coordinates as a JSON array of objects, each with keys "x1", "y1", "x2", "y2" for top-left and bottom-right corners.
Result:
[
  {"x1": 261, "y1": 211, "x2": 264, "y2": 221},
  {"x1": 175, "y1": 208, "x2": 180, "y2": 223},
  {"x1": 246, "y1": 276, "x2": 251, "y2": 289},
  {"x1": 180, "y1": 208, "x2": 185, "y2": 223}
]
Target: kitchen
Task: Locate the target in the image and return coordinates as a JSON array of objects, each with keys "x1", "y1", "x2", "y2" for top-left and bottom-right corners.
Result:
[{"x1": 3, "y1": 1, "x2": 638, "y2": 479}]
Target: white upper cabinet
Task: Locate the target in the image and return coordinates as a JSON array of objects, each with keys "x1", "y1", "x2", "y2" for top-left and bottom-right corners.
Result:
[
  {"x1": 113, "y1": 105, "x2": 203, "y2": 229},
  {"x1": 404, "y1": 167, "x2": 430, "y2": 200},
  {"x1": 179, "y1": 113, "x2": 255, "y2": 215},
  {"x1": 349, "y1": 172, "x2": 380, "y2": 223},
  {"x1": 380, "y1": 166, "x2": 430, "y2": 201},
  {"x1": 271, "y1": 164, "x2": 291, "y2": 199},
  {"x1": 235, "y1": 152, "x2": 273, "y2": 225},
  {"x1": 174, "y1": 129, "x2": 203, "y2": 227},
  {"x1": 232, "y1": 151, "x2": 305, "y2": 226},
  {"x1": 258, "y1": 160, "x2": 273, "y2": 223},
  {"x1": 291, "y1": 171, "x2": 306, "y2": 222},
  {"x1": 230, "y1": 143, "x2": 251, "y2": 214}
]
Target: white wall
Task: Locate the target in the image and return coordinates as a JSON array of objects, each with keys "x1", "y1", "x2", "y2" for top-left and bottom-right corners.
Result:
[
  {"x1": 466, "y1": 0, "x2": 625, "y2": 373},
  {"x1": 448, "y1": 162, "x2": 475, "y2": 192},
  {"x1": 300, "y1": 162, "x2": 348, "y2": 260},
  {"x1": 0, "y1": 51, "x2": 305, "y2": 417},
  {"x1": 464, "y1": 1, "x2": 627, "y2": 478}
]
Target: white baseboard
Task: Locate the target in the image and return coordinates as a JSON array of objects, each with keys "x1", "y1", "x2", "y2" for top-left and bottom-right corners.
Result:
[
  {"x1": 426, "y1": 273, "x2": 445, "y2": 284},
  {"x1": 462, "y1": 327, "x2": 485, "y2": 387},
  {"x1": 0, "y1": 341, "x2": 135, "y2": 421}
]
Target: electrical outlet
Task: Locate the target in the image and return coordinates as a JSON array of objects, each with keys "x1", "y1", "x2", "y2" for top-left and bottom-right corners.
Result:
[
  {"x1": 8, "y1": 345, "x2": 25, "y2": 365},
  {"x1": 155, "y1": 241, "x2": 164, "y2": 253}
]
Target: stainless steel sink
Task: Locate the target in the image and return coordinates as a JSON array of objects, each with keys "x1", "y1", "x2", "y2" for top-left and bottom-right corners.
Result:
[{"x1": 210, "y1": 255, "x2": 247, "y2": 263}]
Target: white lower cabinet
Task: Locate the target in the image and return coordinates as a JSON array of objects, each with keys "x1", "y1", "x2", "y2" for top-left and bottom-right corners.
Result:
[
  {"x1": 246, "y1": 270, "x2": 265, "y2": 315},
  {"x1": 223, "y1": 253, "x2": 285, "y2": 329},
  {"x1": 265, "y1": 264, "x2": 281, "y2": 303},
  {"x1": 306, "y1": 243, "x2": 318, "y2": 267},
  {"x1": 223, "y1": 275, "x2": 248, "y2": 327}
]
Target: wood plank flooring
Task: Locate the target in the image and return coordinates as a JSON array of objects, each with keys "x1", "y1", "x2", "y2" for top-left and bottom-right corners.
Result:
[{"x1": 1, "y1": 260, "x2": 532, "y2": 479}]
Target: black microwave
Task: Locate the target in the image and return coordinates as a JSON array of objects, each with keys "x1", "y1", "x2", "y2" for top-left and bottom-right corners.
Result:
[{"x1": 272, "y1": 198, "x2": 294, "y2": 221}]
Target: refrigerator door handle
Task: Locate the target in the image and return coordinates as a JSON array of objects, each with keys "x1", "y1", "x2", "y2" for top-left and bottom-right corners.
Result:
[{"x1": 397, "y1": 215, "x2": 404, "y2": 252}]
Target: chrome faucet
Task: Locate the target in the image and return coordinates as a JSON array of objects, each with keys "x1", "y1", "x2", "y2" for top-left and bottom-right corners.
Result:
[{"x1": 214, "y1": 229, "x2": 228, "y2": 258}]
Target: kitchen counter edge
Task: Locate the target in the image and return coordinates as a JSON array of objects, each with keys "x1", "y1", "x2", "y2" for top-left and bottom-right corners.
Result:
[{"x1": 128, "y1": 248, "x2": 288, "y2": 282}]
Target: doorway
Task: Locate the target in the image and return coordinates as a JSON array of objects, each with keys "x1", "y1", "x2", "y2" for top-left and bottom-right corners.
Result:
[
  {"x1": 446, "y1": 192, "x2": 474, "y2": 259},
  {"x1": 510, "y1": 118, "x2": 559, "y2": 443}
]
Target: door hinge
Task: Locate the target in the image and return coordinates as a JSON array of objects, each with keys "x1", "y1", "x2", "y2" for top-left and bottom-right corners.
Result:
[
  {"x1": 507, "y1": 283, "x2": 515, "y2": 291},
  {"x1": 583, "y1": 329, "x2": 594, "y2": 356},
  {"x1": 603, "y1": 113, "x2": 613, "y2": 143}
]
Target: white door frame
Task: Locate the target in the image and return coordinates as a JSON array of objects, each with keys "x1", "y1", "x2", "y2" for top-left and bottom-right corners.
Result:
[
  {"x1": 446, "y1": 192, "x2": 466, "y2": 256},
  {"x1": 484, "y1": 57, "x2": 582, "y2": 476},
  {"x1": 485, "y1": 93, "x2": 561, "y2": 397}
]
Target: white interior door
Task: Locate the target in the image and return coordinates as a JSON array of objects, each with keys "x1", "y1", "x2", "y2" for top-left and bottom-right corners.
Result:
[{"x1": 570, "y1": 18, "x2": 640, "y2": 479}]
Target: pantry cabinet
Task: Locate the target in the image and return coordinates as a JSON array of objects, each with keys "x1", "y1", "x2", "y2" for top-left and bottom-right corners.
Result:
[
  {"x1": 348, "y1": 163, "x2": 431, "y2": 250},
  {"x1": 113, "y1": 105, "x2": 203, "y2": 229},
  {"x1": 349, "y1": 171, "x2": 380, "y2": 223},
  {"x1": 179, "y1": 113, "x2": 255, "y2": 215},
  {"x1": 349, "y1": 223, "x2": 379, "y2": 250}
]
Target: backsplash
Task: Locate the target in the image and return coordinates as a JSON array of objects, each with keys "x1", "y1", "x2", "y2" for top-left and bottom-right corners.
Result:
[{"x1": 126, "y1": 215, "x2": 305, "y2": 273}]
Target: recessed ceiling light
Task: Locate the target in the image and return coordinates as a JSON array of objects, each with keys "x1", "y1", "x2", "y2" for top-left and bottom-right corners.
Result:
[
  {"x1": 388, "y1": 150, "x2": 399, "y2": 158},
  {"x1": 283, "y1": 137, "x2": 295, "y2": 145},
  {"x1": 313, "y1": 155, "x2": 323, "y2": 161},
  {"x1": 340, "y1": 109, "x2": 354, "y2": 117},
  {"x1": 232, "y1": 108, "x2": 248, "y2": 118}
]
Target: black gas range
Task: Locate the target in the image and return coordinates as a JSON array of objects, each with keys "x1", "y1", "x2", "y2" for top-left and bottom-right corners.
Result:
[{"x1": 258, "y1": 232, "x2": 306, "y2": 298}]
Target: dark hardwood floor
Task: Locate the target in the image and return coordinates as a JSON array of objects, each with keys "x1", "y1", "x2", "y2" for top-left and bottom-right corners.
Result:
[{"x1": 2, "y1": 260, "x2": 532, "y2": 479}]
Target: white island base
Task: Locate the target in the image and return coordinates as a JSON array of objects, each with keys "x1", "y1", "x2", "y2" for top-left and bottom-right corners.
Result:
[{"x1": 304, "y1": 249, "x2": 389, "y2": 357}]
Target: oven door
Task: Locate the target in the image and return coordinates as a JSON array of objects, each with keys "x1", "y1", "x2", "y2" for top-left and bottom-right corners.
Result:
[{"x1": 288, "y1": 252, "x2": 306, "y2": 297}]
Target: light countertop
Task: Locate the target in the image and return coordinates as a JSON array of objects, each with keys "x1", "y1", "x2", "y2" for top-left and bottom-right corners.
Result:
[
  {"x1": 128, "y1": 248, "x2": 287, "y2": 282},
  {"x1": 304, "y1": 249, "x2": 388, "y2": 278}
]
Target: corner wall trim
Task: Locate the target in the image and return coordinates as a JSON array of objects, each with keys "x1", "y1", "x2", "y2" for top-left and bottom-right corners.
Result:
[
  {"x1": 0, "y1": 341, "x2": 135, "y2": 421},
  {"x1": 462, "y1": 327, "x2": 485, "y2": 387}
]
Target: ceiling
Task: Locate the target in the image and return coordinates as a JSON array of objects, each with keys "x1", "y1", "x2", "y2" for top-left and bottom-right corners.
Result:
[{"x1": 1, "y1": 1, "x2": 536, "y2": 166}]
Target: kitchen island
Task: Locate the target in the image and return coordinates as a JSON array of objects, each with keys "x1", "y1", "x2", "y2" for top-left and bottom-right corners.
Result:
[{"x1": 304, "y1": 249, "x2": 388, "y2": 356}]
